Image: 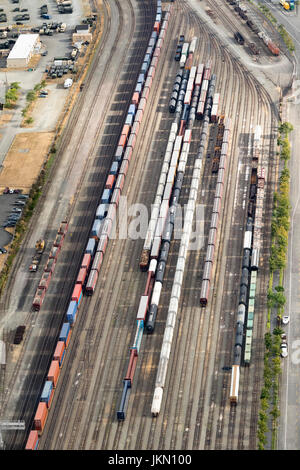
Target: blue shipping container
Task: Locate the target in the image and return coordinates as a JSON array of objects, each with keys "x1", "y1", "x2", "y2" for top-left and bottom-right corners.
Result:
[
  {"x1": 40, "y1": 381, "x2": 53, "y2": 403},
  {"x1": 91, "y1": 219, "x2": 102, "y2": 239},
  {"x1": 125, "y1": 114, "x2": 133, "y2": 126},
  {"x1": 137, "y1": 73, "x2": 145, "y2": 85},
  {"x1": 109, "y1": 162, "x2": 119, "y2": 175},
  {"x1": 128, "y1": 104, "x2": 136, "y2": 115},
  {"x1": 96, "y1": 203, "x2": 109, "y2": 220},
  {"x1": 117, "y1": 379, "x2": 131, "y2": 420},
  {"x1": 135, "y1": 83, "x2": 142, "y2": 94},
  {"x1": 59, "y1": 322, "x2": 70, "y2": 346},
  {"x1": 101, "y1": 188, "x2": 112, "y2": 204},
  {"x1": 67, "y1": 300, "x2": 77, "y2": 324},
  {"x1": 85, "y1": 237, "x2": 96, "y2": 254},
  {"x1": 141, "y1": 62, "x2": 148, "y2": 73}
]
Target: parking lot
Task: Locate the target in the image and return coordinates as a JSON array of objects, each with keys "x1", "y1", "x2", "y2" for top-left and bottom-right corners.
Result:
[
  {"x1": 0, "y1": 0, "x2": 84, "y2": 30},
  {"x1": 0, "y1": 192, "x2": 28, "y2": 249}
]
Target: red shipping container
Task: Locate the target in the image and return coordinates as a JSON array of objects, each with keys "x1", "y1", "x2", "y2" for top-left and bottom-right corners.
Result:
[
  {"x1": 127, "y1": 134, "x2": 136, "y2": 149},
  {"x1": 53, "y1": 341, "x2": 65, "y2": 367},
  {"x1": 132, "y1": 92, "x2": 140, "y2": 106},
  {"x1": 71, "y1": 284, "x2": 82, "y2": 303},
  {"x1": 124, "y1": 349, "x2": 138, "y2": 386},
  {"x1": 118, "y1": 134, "x2": 127, "y2": 148},
  {"x1": 119, "y1": 159, "x2": 129, "y2": 177},
  {"x1": 150, "y1": 56, "x2": 158, "y2": 68},
  {"x1": 111, "y1": 188, "x2": 120, "y2": 207},
  {"x1": 123, "y1": 146, "x2": 133, "y2": 162},
  {"x1": 86, "y1": 269, "x2": 98, "y2": 295},
  {"x1": 105, "y1": 174, "x2": 115, "y2": 190},
  {"x1": 135, "y1": 109, "x2": 143, "y2": 123},
  {"x1": 141, "y1": 87, "x2": 149, "y2": 101},
  {"x1": 47, "y1": 360, "x2": 60, "y2": 387},
  {"x1": 81, "y1": 253, "x2": 91, "y2": 270},
  {"x1": 25, "y1": 430, "x2": 39, "y2": 450},
  {"x1": 153, "y1": 47, "x2": 161, "y2": 58},
  {"x1": 34, "y1": 402, "x2": 48, "y2": 433},
  {"x1": 97, "y1": 234, "x2": 108, "y2": 254},
  {"x1": 92, "y1": 250, "x2": 103, "y2": 272},
  {"x1": 115, "y1": 174, "x2": 125, "y2": 192},
  {"x1": 76, "y1": 266, "x2": 87, "y2": 285},
  {"x1": 154, "y1": 21, "x2": 160, "y2": 32},
  {"x1": 121, "y1": 124, "x2": 130, "y2": 139},
  {"x1": 148, "y1": 66, "x2": 156, "y2": 80},
  {"x1": 138, "y1": 97, "x2": 147, "y2": 112}
]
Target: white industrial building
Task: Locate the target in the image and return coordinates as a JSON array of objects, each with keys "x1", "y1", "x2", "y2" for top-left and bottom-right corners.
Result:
[{"x1": 7, "y1": 34, "x2": 40, "y2": 69}]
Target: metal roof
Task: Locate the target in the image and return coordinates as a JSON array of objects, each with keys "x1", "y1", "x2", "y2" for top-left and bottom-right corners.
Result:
[{"x1": 7, "y1": 34, "x2": 39, "y2": 60}]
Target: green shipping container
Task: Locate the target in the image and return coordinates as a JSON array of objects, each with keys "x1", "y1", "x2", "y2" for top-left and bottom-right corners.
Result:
[{"x1": 247, "y1": 311, "x2": 254, "y2": 321}]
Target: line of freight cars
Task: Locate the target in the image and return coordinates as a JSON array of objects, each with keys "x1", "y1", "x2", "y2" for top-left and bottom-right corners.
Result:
[
  {"x1": 152, "y1": 80, "x2": 216, "y2": 417},
  {"x1": 145, "y1": 128, "x2": 193, "y2": 333},
  {"x1": 229, "y1": 126, "x2": 266, "y2": 405},
  {"x1": 32, "y1": 221, "x2": 68, "y2": 312},
  {"x1": 200, "y1": 116, "x2": 231, "y2": 307},
  {"x1": 24, "y1": 0, "x2": 172, "y2": 449},
  {"x1": 25, "y1": 321, "x2": 72, "y2": 449},
  {"x1": 83, "y1": 2, "x2": 171, "y2": 296},
  {"x1": 118, "y1": 51, "x2": 211, "y2": 419},
  {"x1": 118, "y1": 102, "x2": 194, "y2": 419},
  {"x1": 226, "y1": 0, "x2": 280, "y2": 56},
  {"x1": 141, "y1": 57, "x2": 207, "y2": 271}
]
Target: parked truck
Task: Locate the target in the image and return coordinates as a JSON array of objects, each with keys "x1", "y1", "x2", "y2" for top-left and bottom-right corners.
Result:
[{"x1": 29, "y1": 239, "x2": 45, "y2": 272}]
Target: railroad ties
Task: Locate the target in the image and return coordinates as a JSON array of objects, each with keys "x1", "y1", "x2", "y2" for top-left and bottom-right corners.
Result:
[{"x1": 25, "y1": 0, "x2": 172, "y2": 449}]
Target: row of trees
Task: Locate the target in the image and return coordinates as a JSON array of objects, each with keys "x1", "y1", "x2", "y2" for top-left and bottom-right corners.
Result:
[
  {"x1": 22, "y1": 79, "x2": 47, "y2": 125},
  {"x1": 4, "y1": 82, "x2": 20, "y2": 109},
  {"x1": 257, "y1": 122, "x2": 293, "y2": 449}
]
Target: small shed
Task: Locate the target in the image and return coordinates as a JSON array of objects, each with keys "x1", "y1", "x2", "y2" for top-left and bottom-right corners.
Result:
[{"x1": 72, "y1": 25, "x2": 92, "y2": 44}]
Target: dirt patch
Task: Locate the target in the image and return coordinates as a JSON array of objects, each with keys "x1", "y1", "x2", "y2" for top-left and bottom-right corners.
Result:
[
  {"x1": 0, "y1": 113, "x2": 13, "y2": 128},
  {"x1": 0, "y1": 132, "x2": 54, "y2": 193}
]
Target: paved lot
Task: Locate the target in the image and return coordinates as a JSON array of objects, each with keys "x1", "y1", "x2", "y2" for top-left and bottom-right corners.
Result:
[
  {"x1": 0, "y1": 0, "x2": 84, "y2": 29},
  {"x1": 0, "y1": 193, "x2": 26, "y2": 248}
]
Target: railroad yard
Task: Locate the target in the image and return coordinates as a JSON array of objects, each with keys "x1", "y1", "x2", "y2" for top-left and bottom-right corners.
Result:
[{"x1": 0, "y1": 0, "x2": 292, "y2": 452}]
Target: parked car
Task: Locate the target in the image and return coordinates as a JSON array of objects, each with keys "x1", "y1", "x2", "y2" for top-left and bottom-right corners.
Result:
[
  {"x1": 3, "y1": 221, "x2": 16, "y2": 227},
  {"x1": 282, "y1": 315, "x2": 290, "y2": 325},
  {"x1": 17, "y1": 194, "x2": 28, "y2": 200},
  {"x1": 280, "y1": 343, "x2": 288, "y2": 358},
  {"x1": 0, "y1": 247, "x2": 7, "y2": 254}
]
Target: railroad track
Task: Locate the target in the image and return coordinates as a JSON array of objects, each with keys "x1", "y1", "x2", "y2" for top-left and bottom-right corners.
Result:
[
  {"x1": 2, "y1": 0, "x2": 279, "y2": 450},
  {"x1": 1, "y1": 0, "x2": 157, "y2": 449},
  {"x1": 38, "y1": 0, "x2": 159, "y2": 450}
]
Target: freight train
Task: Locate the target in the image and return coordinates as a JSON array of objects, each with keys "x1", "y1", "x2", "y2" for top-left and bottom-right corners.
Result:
[
  {"x1": 25, "y1": 0, "x2": 171, "y2": 449},
  {"x1": 200, "y1": 116, "x2": 231, "y2": 307},
  {"x1": 229, "y1": 126, "x2": 265, "y2": 404}
]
